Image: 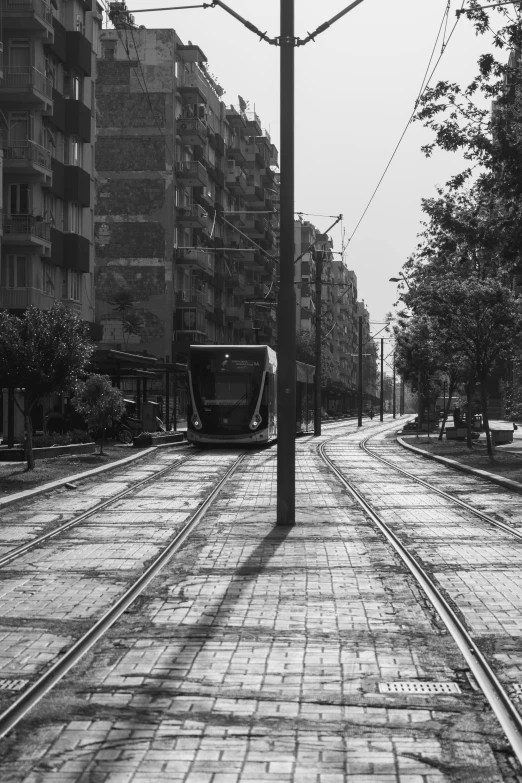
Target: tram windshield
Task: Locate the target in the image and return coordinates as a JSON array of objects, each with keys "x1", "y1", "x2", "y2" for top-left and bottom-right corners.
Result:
[{"x1": 190, "y1": 349, "x2": 266, "y2": 426}]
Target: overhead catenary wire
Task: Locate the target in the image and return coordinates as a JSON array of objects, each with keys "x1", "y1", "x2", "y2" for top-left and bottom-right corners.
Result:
[{"x1": 347, "y1": 0, "x2": 466, "y2": 246}]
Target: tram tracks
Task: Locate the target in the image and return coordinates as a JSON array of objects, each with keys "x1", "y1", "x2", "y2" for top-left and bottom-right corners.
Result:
[
  {"x1": 0, "y1": 449, "x2": 245, "y2": 739},
  {"x1": 318, "y1": 422, "x2": 522, "y2": 765},
  {"x1": 0, "y1": 447, "x2": 195, "y2": 569}
]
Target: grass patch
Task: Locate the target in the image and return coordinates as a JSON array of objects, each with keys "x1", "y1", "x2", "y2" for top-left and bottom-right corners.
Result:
[
  {"x1": 402, "y1": 434, "x2": 522, "y2": 483},
  {"x1": 0, "y1": 443, "x2": 133, "y2": 498}
]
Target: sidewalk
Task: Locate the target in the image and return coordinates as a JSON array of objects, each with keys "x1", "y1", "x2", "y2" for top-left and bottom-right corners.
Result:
[{"x1": 0, "y1": 425, "x2": 510, "y2": 782}]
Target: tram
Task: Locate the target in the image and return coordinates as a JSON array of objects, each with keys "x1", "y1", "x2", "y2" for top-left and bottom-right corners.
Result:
[{"x1": 187, "y1": 345, "x2": 314, "y2": 445}]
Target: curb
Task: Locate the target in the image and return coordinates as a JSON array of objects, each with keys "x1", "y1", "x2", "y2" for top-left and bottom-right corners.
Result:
[
  {"x1": 397, "y1": 435, "x2": 522, "y2": 495},
  {"x1": 0, "y1": 438, "x2": 189, "y2": 509}
]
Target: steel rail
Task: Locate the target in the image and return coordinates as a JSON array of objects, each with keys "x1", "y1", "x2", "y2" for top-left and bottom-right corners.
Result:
[
  {"x1": 0, "y1": 452, "x2": 245, "y2": 739},
  {"x1": 360, "y1": 434, "x2": 522, "y2": 542},
  {"x1": 319, "y1": 428, "x2": 522, "y2": 765},
  {"x1": 0, "y1": 447, "x2": 195, "y2": 569}
]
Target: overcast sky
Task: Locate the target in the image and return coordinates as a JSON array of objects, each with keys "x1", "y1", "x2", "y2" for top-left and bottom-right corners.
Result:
[{"x1": 119, "y1": 0, "x2": 499, "y2": 324}]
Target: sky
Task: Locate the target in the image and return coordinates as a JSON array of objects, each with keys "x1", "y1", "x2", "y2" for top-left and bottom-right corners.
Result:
[{"x1": 114, "y1": 0, "x2": 501, "y2": 323}]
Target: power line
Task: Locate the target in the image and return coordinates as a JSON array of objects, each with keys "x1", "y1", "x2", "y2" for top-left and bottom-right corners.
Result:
[{"x1": 347, "y1": 0, "x2": 466, "y2": 246}]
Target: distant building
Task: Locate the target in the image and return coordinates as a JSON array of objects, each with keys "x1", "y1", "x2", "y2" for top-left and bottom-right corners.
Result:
[{"x1": 294, "y1": 217, "x2": 378, "y2": 411}]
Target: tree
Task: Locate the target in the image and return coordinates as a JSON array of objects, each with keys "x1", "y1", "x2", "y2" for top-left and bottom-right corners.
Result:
[
  {"x1": 295, "y1": 330, "x2": 340, "y2": 387},
  {"x1": 72, "y1": 374, "x2": 127, "y2": 456},
  {"x1": 0, "y1": 304, "x2": 94, "y2": 469}
]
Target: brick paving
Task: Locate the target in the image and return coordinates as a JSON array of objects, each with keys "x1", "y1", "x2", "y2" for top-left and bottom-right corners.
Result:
[
  {"x1": 0, "y1": 420, "x2": 515, "y2": 781},
  {"x1": 0, "y1": 449, "x2": 240, "y2": 718}
]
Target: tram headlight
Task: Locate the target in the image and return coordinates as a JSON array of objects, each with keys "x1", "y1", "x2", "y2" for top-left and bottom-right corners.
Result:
[
  {"x1": 191, "y1": 413, "x2": 203, "y2": 430},
  {"x1": 249, "y1": 412, "x2": 262, "y2": 430}
]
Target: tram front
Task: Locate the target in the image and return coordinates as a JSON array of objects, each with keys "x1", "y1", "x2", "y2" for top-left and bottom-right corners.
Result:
[{"x1": 187, "y1": 345, "x2": 276, "y2": 445}]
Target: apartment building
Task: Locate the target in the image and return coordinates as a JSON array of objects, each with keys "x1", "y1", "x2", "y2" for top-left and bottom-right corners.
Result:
[
  {"x1": 0, "y1": 0, "x2": 100, "y2": 328},
  {"x1": 294, "y1": 217, "x2": 376, "y2": 407},
  {"x1": 95, "y1": 12, "x2": 279, "y2": 363}
]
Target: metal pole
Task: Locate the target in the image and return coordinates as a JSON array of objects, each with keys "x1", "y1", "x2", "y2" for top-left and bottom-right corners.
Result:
[
  {"x1": 400, "y1": 378, "x2": 405, "y2": 416},
  {"x1": 314, "y1": 248, "x2": 322, "y2": 436},
  {"x1": 358, "y1": 315, "x2": 363, "y2": 427},
  {"x1": 393, "y1": 354, "x2": 396, "y2": 418},
  {"x1": 417, "y1": 369, "x2": 421, "y2": 439},
  {"x1": 165, "y1": 370, "x2": 170, "y2": 431},
  {"x1": 380, "y1": 337, "x2": 384, "y2": 422},
  {"x1": 277, "y1": 0, "x2": 296, "y2": 526}
]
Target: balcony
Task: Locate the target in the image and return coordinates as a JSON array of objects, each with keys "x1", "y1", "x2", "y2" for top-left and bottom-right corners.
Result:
[
  {"x1": 66, "y1": 30, "x2": 92, "y2": 76},
  {"x1": 3, "y1": 140, "x2": 52, "y2": 181},
  {"x1": 243, "y1": 214, "x2": 266, "y2": 237},
  {"x1": 176, "y1": 289, "x2": 206, "y2": 307},
  {"x1": 1, "y1": 0, "x2": 53, "y2": 35},
  {"x1": 245, "y1": 111, "x2": 262, "y2": 135},
  {"x1": 225, "y1": 106, "x2": 246, "y2": 128},
  {"x1": 225, "y1": 210, "x2": 247, "y2": 227},
  {"x1": 228, "y1": 140, "x2": 247, "y2": 164},
  {"x1": 226, "y1": 164, "x2": 247, "y2": 193},
  {"x1": 261, "y1": 167, "x2": 275, "y2": 186},
  {"x1": 46, "y1": 17, "x2": 66, "y2": 62},
  {"x1": 226, "y1": 272, "x2": 245, "y2": 292},
  {"x1": 175, "y1": 247, "x2": 212, "y2": 272},
  {"x1": 3, "y1": 214, "x2": 51, "y2": 251},
  {"x1": 176, "y1": 204, "x2": 208, "y2": 229},
  {"x1": 244, "y1": 184, "x2": 265, "y2": 205},
  {"x1": 0, "y1": 287, "x2": 55, "y2": 311},
  {"x1": 175, "y1": 160, "x2": 208, "y2": 188},
  {"x1": 65, "y1": 99, "x2": 91, "y2": 142},
  {"x1": 177, "y1": 70, "x2": 208, "y2": 104},
  {"x1": 214, "y1": 168, "x2": 225, "y2": 189},
  {"x1": 1, "y1": 66, "x2": 53, "y2": 112},
  {"x1": 177, "y1": 117, "x2": 207, "y2": 147},
  {"x1": 64, "y1": 165, "x2": 91, "y2": 207}
]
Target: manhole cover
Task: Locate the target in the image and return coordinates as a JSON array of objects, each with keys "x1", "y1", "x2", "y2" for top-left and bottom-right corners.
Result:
[
  {"x1": 379, "y1": 681, "x2": 461, "y2": 694},
  {"x1": 0, "y1": 678, "x2": 28, "y2": 692}
]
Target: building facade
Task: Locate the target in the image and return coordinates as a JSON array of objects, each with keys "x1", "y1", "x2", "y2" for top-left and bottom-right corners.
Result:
[
  {"x1": 0, "y1": 0, "x2": 100, "y2": 327},
  {"x1": 95, "y1": 15, "x2": 279, "y2": 364},
  {"x1": 294, "y1": 217, "x2": 377, "y2": 409}
]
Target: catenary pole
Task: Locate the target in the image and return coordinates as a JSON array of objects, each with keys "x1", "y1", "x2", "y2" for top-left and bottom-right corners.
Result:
[
  {"x1": 380, "y1": 337, "x2": 384, "y2": 421},
  {"x1": 277, "y1": 0, "x2": 296, "y2": 526},
  {"x1": 358, "y1": 315, "x2": 363, "y2": 427},
  {"x1": 314, "y1": 248, "x2": 322, "y2": 436},
  {"x1": 392, "y1": 353, "x2": 396, "y2": 418}
]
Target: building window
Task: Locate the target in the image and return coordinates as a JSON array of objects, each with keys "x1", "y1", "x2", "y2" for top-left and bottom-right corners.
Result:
[
  {"x1": 1, "y1": 255, "x2": 26, "y2": 288},
  {"x1": 8, "y1": 111, "x2": 30, "y2": 146},
  {"x1": 64, "y1": 70, "x2": 82, "y2": 101},
  {"x1": 69, "y1": 202, "x2": 82, "y2": 234},
  {"x1": 9, "y1": 38, "x2": 30, "y2": 68},
  {"x1": 9, "y1": 183, "x2": 30, "y2": 214},
  {"x1": 42, "y1": 263, "x2": 56, "y2": 295},
  {"x1": 64, "y1": 136, "x2": 82, "y2": 166},
  {"x1": 76, "y1": 13, "x2": 85, "y2": 34},
  {"x1": 62, "y1": 269, "x2": 81, "y2": 301}
]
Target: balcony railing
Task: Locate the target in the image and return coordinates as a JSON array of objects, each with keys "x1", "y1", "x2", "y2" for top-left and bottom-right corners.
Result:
[
  {"x1": 175, "y1": 160, "x2": 208, "y2": 186},
  {"x1": 178, "y1": 69, "x2": 209, "y2": 95},
  {"x1": 2, "y1": 66, "x2": 53, "y2": 98},
  {"x1": 3, "y1": 214, "x2": 50, "y2": 240},
  {"x1": 1, "y1": 0, "x2": 52, "y2": 24},
  {"x1": 3, "y1": 140, "x2": 51, "y2": 169}
]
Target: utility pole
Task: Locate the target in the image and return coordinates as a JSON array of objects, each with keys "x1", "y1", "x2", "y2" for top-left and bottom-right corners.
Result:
[
  {"x1": 380, "y1": 337, "x2": 384, "y2": 422},
  {"x1": 314, "y1": 247, "x2": 322, "y2": 436},
  {"x1": 417, "y1": 369, "x2": 422, "y2": 439},
  {"x1": 392, "y1": 353, "x2": 396, "y2": 419},
  {"x1": 400, "y1": 378, "x2": 405, "y2": 416},
  {"x1": 358, "y1": 315, "x2": 363, "y2": 427},
  {"x1": 276, "y1": 0, "x2": 296, "y2": 525}
]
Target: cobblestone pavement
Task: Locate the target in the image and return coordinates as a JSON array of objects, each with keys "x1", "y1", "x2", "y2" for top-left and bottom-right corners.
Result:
[
  {"x1": 351, "y1": 429, "x2": 522, "y2": 708},
  {"x1": 0, "y1": 419, "x2": 519, "y2": 782},
  {"x1": 0, "y1": 448, "x2": 241, "y2": 715}
]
